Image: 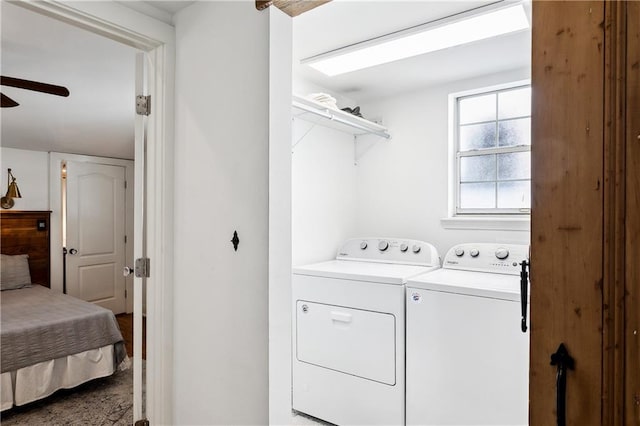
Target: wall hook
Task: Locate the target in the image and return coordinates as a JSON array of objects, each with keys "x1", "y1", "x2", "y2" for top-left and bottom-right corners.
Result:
[{"x1": 231, "y1": 230, "x2": 239, "y2": 251}]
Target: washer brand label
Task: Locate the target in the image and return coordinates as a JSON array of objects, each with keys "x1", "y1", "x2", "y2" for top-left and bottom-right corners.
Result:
[
  {"x1": 339, "y1": 252, "x2": 349, "y2": 256},
  {"x1": 446, "y1": 260, "x2": 459, "y2": 265},
  {"x1": 411, "y1": 292, "x2": 422, "y2": 303}
]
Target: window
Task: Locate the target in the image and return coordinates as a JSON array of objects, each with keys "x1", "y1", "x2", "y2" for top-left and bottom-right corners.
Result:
[{"x1": 455, "y1": 84, "x2": 531, "y2": 215}]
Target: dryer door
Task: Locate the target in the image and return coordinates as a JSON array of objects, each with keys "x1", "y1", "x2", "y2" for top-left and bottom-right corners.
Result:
[{"x1": 295, "y1": 300, "x2": 396, "y2": 385}]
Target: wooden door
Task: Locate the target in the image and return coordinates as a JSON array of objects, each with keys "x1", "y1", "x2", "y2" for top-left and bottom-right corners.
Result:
[
  {"x1": 621, "y1": 2, "x2": 640, "y2": 423},
  {"x1": 66, "y1": 160, "x2": 127, "y2": 314},
  {"x1": 530, "y1": 2, "x2": 639, "y2": 424}
]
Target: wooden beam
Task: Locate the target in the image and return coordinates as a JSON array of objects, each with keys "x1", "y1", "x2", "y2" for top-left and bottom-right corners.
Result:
[
  {"x1": 256, "y1": 0, "x2": 331, "y2": 17},
  {"x1": 256, "y1": 1, "x2": 272, "y2": 11}
]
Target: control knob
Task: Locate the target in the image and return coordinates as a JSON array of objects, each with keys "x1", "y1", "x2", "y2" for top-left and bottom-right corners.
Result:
[
  {"x1": 470, "y1": 248, "x2": 479, "y2": 257},
  {"x1": 412, "y1": 245, "x2": 421, "y2": 254},
  {"x1": 400, "y1": 243, "x2": 408, "y2": 252},
  {"x1": 378, "y1": 240, "x2": 389, "y2": 251},
  {"x1": 454, "y1": 248, "x2": 465, "y2": 257},
  {"x1": 495, "y1": 248, "x2": 509, "y2": 260},
  {"x1": 360, "y1": 241, "x2": 368, "y2": 250}
]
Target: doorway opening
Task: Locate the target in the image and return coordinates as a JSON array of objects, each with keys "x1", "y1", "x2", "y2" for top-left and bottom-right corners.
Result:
[
  {"x1": 0, "y1": 1, "x2": 172, "y2": 423},
  {"x1": 279, "y1": 1, "x2": 533, "y2": 425}
]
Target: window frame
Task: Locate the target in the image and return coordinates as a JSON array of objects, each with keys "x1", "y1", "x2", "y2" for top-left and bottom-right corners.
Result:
[{"x1": 453, "y1": 81, "x2": 532, "y2": 216}]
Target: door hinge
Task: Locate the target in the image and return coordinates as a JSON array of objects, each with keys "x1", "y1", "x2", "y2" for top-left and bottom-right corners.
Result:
[
  {"x1": 134, "y1": 420, "x2": 150, "y2": 426},
  {"x1": 124, "y1": 180, "x2": 128, "y2": 189},
  {"x1": 125, "y1": 289, "x2": 127, "y2": 298},
  {"x1": 135, "y1": 257, "x2": 150, "y2": 278},
  {"x1": 124, "y1": 235, "x2": 128, "y2": 243},
  {"x1": 136, "y1": 95, "x2": 151, "y2": 116}
]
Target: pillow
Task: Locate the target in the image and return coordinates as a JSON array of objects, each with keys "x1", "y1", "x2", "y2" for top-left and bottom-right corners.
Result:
[{"x1": 1, "y1": 254, "x2": 32, "y2": 290}]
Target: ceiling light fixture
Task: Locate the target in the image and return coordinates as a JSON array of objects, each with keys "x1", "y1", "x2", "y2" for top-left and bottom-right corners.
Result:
[{"x1": 302, "y1": 3, "x2": 530, "y2": 76}]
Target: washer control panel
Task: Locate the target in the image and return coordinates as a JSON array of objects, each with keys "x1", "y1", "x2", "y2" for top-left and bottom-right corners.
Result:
[
  {"x1": 337, "y1": 238, "x2": 441, "y2": 267},
  {"x1": 443, "y1": 243, "x2": 529, "y2": 275}
]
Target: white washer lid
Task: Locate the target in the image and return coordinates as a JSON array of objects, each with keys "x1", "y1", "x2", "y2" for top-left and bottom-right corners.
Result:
[
  {"x1": 406, "y1": 268, "x2": 526, "y2": 301},
  {"x1": 293, "y1": 260, "x2": 440, "y2": 285}
]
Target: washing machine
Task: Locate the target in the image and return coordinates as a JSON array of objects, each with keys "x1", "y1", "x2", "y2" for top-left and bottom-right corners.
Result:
[
  {"x1": 406, "y1": 243, "x2": 530, "y2": 426},
  {"x1": 292, "y1": 238, "x2": 441, "y2": 426}
]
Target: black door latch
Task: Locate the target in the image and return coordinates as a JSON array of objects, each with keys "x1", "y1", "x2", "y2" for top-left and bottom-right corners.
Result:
[
  {"x1": 550, "y1": 343, "x2": 575, "y2": 426},
  {"x1": 520, "y1": 260, "x2": 529, "y2": 332}
]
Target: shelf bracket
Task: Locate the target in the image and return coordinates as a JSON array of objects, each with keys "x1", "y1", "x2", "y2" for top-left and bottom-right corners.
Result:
[
  {"x1": 291, "y1": 118, "x2": 316, "y2": 151},
  {"x1": 354, "y1": 134, "x2": 384, "y2": 165}
]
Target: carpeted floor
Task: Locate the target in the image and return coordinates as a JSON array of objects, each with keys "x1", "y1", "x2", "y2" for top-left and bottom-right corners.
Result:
[{"x1": 0, "y1": 366, "x2": 133, "y2": 425}]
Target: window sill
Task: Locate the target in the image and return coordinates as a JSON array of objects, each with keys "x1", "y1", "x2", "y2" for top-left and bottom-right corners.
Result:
[{"x1": 441, "y1": 216, "x2": 530, "y2": 231}]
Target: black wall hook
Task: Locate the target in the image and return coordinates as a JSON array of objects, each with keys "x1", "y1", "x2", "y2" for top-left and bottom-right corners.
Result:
[{"x1": 231, "y1": 231, "x2": 239, "y2": 251}]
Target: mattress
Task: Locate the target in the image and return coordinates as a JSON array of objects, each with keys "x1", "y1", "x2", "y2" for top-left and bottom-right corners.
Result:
[{"x1": 1, "y1": 285, "x2": 127, "y2": 373}]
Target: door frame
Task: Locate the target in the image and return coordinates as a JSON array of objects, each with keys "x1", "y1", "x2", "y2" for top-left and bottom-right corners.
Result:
[
  {"x1": 15, "y1": 1, "x2": 176, "y2": 423},
  {"x1": 602, "y1": 2, "x2": 640, "y2": 422}
]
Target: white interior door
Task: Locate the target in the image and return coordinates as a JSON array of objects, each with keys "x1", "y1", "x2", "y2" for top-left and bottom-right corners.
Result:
[{"x1": 66, "y1": 160, "x2": 126, "y2": 314}]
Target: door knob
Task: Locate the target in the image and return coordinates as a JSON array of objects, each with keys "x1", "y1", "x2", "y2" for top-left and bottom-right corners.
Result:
[
  {"x1": 123, "y1": 266, "x2": 134, "y2": 277},
  {"x1": 69, "y1": 248, "x2": 78, "y2": 255}
]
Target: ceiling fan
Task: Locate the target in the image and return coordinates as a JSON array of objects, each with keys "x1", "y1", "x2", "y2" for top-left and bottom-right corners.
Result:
[{"x1": 1, "y1": 75, "x2": 70, "y2": 108}]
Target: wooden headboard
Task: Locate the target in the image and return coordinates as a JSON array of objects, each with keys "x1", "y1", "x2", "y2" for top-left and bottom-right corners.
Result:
[{"x1": 1, "y1": 211, "x2": 51, "y2": 287}]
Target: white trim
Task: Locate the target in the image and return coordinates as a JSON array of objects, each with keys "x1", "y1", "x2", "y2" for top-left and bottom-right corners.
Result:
[
  {"x1": 268, "y1": 8, "x2": 293, "y2": 425},
  {"x1": 441, "y1": 216, "x2": 530, "y2": 231},
  {"x1": 450, "y1": 78, "x2": 531, "y2": 101},
  {"x1": 19, "y1": 2, "x2": 175, "y2": 424},
  {"x1": 13, "y1": 0, "x2": 172, "y2": 48},
  {"x1": 145, "y1": 43, "x2": 176, "y2": 426}
]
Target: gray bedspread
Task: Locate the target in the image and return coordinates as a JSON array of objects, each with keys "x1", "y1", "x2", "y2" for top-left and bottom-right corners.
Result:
[{"x1": 1, "y1": 285, "x2": 127, "y2": 373}]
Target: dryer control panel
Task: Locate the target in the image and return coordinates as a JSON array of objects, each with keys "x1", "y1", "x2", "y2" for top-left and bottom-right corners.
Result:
[
  {"x1": 336, "y1": 238, "x2": 440, "y2": 267},
  {"x1": 443, "y1": 243, "x2": 529, "y2": 275}
]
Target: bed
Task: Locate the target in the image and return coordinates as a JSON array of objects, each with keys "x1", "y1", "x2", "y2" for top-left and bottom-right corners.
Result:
[{"x1": 0, "y1": 211, "x2": 129, "y2": 411}]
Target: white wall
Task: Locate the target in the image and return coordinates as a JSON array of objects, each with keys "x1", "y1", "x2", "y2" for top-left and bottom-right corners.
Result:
[
  {"x1": 355, "y1": 68, "x2": 531, "y2": 257},
  {"x1": 173, "y1": 2, "x2": 280, "y2": 424},
  {"x1": 0, "y1": 147, "x2": 49, "y2": 211},
  {"x1": 292, "y1": 123, "x2": 358, "y2": 266},
  {"x1": 291, "y1": 81, "x2": 359, "y2": 266}
]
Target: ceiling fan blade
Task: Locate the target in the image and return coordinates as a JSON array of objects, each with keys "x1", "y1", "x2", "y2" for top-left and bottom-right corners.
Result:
[
  {"x1": 1, "y1": 93, "x2": 19, "y2": 108},
  {"x1": 0, "y1": 76, "x2": 69, "y2": 97}
]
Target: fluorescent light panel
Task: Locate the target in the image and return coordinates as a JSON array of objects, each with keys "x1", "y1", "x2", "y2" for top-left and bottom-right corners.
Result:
[{"x1": 304, "y1": 4, "x2": 530, "y2": 76}]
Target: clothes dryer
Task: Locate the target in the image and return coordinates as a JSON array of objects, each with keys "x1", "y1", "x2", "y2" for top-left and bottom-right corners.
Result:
[
  {"x1": 406, "y1": 243, "x2": 530, "y2": 426},
  {"x1": 292, "y1": 238, "x2": 441, "y2": 426}
]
